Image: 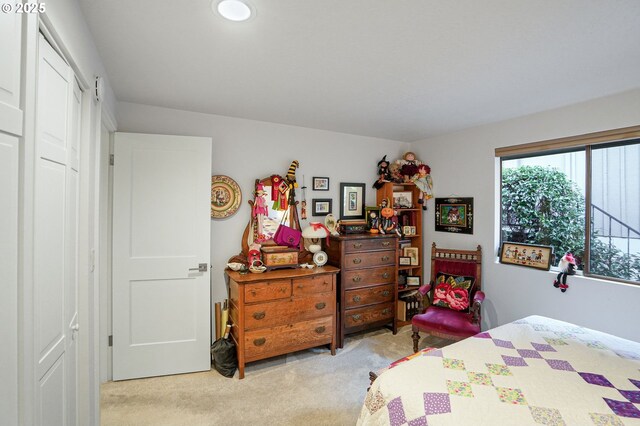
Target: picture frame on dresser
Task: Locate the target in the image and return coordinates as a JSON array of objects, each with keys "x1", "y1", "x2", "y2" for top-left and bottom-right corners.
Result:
[{"x1": 339, "y1": 182, "x2": 366, "y2": 220}]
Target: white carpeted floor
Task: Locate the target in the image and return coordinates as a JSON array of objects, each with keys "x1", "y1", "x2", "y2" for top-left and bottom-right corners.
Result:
[{"x1": 101, "y1": 325, "x2": 451, "y2": 426}]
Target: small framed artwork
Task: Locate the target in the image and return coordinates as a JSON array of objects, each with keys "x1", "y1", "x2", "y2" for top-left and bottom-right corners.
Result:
[
  {"x1": 402, "y1": 225, "x2": 413, "y2": 236},
  {"x1": 410, "y1": 225, "x2": 416, "y2": 235},
  {"x1": 312, "y1": 198, "x2": 332, "y2": 216},
  {"x1": 435, "y1": 197, "x2": 474, "y2": 234},
  {"x1": 399, "y1": 256, "x2": 411, "y2": 266},
  {"x1": 365, "y1": 206, "x2": 380, "y2": 231},
  {"x1": 404, "y1": 247, "x2": 419, "y2": 266},
  {"x1": 313, "y1": 177, "x2": 330, "y2": 191},
  {"x1": 393, "y1": 191, "x2": 413, "y2": 208},
  {"x1": 339, "y1": 182, "x2": 366, "y2": 220},
  {"x1": 499, "y1": 242, "x2": 554, "y2": 271},
  {"x1": 406, "y1": 276, "x2": 421, "y2": 286}
]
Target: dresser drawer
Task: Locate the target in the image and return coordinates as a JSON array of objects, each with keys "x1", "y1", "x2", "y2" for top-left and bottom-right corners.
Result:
[
  {"x1": 344, "y1": 302, "x2": 394, "y2": 328},
  {"x1": 344, "y1": 284, "x2": 394, "y2": 309},
  {"x1": 244, "y1": 294, "x2": 334, "y2": 330},
  {"x1": 342, "y1": 266, "x2": 395, "y2": 289},
  {"x1": 343, "y1": 250, "x2": 395, "y2": 270},
  {"x1": 244, "y1": 316, "x2": 333, "y2": 361},
  {"x1": 343, "y1": 238, "x2": 395, "y2": 253},
  {"x1": 292, "y1": 274, "x2": 334, "y2": 295},
  {"x1": 244, "y1": 279, "x2": 291, "y2": 303}
]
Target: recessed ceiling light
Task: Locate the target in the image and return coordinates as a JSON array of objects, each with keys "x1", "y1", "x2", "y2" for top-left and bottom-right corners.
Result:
[{"x1": 215, "y1": 0, "x2": 252, "y2": 22}]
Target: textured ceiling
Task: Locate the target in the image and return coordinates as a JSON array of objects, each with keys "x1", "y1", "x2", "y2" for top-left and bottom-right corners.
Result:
[{"x1": 78, "y1": 0, "x2": 640, "y2": 142}]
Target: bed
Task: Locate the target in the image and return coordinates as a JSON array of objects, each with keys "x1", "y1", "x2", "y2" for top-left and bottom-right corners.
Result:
[{"x1": 358, "y1": 316, "x2": 640, "y2": 425}]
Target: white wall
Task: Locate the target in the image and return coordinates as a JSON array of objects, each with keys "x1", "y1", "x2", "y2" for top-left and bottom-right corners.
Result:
[
  {"x1": 115, "y1": 101, "x2": 409, "y2": 320},
  {"x1": 413, "y1": 88, "x2": 640, "y2": 342}
]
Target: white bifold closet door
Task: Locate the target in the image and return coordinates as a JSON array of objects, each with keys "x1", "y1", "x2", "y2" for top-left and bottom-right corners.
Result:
[
  {"x1": 112, "y1": 132, "x2": 212, "y2": 381},
  {"x1": 34, "y1": 34, "x2": 81, "y2": 426}
]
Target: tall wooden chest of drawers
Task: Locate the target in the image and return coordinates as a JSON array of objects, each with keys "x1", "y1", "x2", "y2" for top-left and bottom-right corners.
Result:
[
  {"x1": 226, "y1": 266, "x2": 339, "y2": 379},
  {"x1": 326, "y1": 234, "x2": 398, "y2": 347}
]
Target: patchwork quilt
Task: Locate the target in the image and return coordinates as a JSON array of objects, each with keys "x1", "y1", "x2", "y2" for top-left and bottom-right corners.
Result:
[{"x1": 358, "y1": 316, "x2": 640, "y2": 425}]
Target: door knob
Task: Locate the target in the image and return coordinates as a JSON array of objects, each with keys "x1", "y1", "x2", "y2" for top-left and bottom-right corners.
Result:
[{"x1": 189, "y1": 263, "x2": 208, "y2": 272}]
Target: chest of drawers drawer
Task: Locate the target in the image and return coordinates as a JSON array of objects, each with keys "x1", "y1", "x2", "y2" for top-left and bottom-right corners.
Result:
[
  {"x1": 244, "y1": 316, "x2": 333, "y2": 362},
  {"x1": 342, "y1": 266, "x2": 395, "y2": 289},
  {"x1": 244, "y1": 279, "x2": 291, "y2": 303},
  {"x1": 343, "y1": 238, "x2": 395, "y2": 253},
  {"x1": 292, "y1": 274, "x2": 334, "y2": 295},
  {"x1": 343, "y1": 302, "x2": 394, "y2": 328},
  {"x1": 344, "y1": 283, "x2": 394, "y2": 309},
  {"x1": 244, "y1": 293, "x2": 334, "y2": 330},
  {"x1": 343, "y1": 250, "x2": 395, "y2": 270}
]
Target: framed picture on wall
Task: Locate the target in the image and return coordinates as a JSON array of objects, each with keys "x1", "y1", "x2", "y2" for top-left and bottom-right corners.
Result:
[
  {"x1": 313, "y1": 177, "x2": 330, "y2": 191},
  {"x1": 339, "y1": 182, "x2": 365, "y2": 220},
  {"x1": 312, "y1": 198, "x2": 332, "y2": 216},
  {"x1": 435, "y1": 197, "x2": 474, "y2": 234}
]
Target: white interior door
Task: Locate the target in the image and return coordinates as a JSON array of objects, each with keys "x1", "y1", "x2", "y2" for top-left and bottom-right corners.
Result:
[
  {"x1": 112, "y1": 132, "x2": 212, "y2": 380},
  {"x1": 34, "y1": 34, "x2": 80, "y2": 425}
]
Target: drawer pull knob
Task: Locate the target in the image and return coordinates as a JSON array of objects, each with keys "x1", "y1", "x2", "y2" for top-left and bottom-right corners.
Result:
[
  {"x1": 382, "y1": 241, "x2": 390, "y2": 247},
  {"x1": 382, "y1": 272, "x2": 390, "y2": 279},
  {"x1": 382, "y1": 290, "x2": 390, "y2": 297},
  {"x1": 253, "y1": 338, "x2": 266, "y2": 346},
  {"x1": 382, "y1": 308, "x2": 390, "y2": 315},
  {"x1": 353, "y1": 243, "x2": 362, "y2": 249},
  {"x1": 353, "y1": 258, "x2": 362, "y2": 264},
  {"x1": 353, "y1": 276, "x2": 362, "y2": 282},
  {"x1": 352, "y1": 314, "x2": 362, "y2": 321},
  {"x1": 315, "y1": 326, "x2": 326, "y2": 334},
  {"x1": 252, "y1": 311, "x2": 266, "y2": 320},
  {"x1": 353, "y1": 295, "x2": 361, "y2": 302},
  {"x1": 381, "y1": 256, "x2": 390, "y2": 261},
  {"x1": 315, "y1": 302, "x2": 326, "y2": 310}
]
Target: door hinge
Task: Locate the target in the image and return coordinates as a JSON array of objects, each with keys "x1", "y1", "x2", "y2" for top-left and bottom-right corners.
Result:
[
  {"x1": 108, "y1": 335, "x2": 113, "y2": 347},
  {"x1": 109, "y1": 154, "x2": 114, "y2": 166}
]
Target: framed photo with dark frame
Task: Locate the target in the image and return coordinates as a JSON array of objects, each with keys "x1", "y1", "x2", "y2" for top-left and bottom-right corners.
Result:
[
  {"x1": 406, "y1": 276, "x2": 421, "y2": 286},
  {"x1": 313, "y1": 177, "x2": 330, "y2": 191},
  {"x1": 339, "y1": 182, "x2": 366, "y2": 220},
  {"x1": 312, "y1": 198, "x2": 332, "y2": 216},
  {"x1": 499, "y1": 242, "x2": 553, "y2": 271},
  {"x1": 435, "y1": 197, "x2": 474, "y2": 234},
  {"x1": 399, "y1": 256, "x2": 411, "y2": 266}
]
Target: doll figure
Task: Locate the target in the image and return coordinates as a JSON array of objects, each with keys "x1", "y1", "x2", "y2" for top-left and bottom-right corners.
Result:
[
  {"x1": 413, "y1": 164, "x2": 433, "y2": 210},
  {"x1": 553, "y1": 252, "x2": 576, "y2": 292},
  {"x1": 373, "y1": 155, "x2": 391, "y2": 189},
  {"x1": 252, "y1": 183, "x2": 268, "y2": 238}
]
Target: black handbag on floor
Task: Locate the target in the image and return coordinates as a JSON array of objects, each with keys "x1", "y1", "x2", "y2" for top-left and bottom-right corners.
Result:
[{"x1": 211, "y1": 325, "x2": 237, "y2": 378}]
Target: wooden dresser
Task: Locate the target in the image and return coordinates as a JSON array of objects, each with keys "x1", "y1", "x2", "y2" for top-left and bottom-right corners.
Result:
[
  {"x1": 225, "y1": 266, "x2": 339, "y2": 379},
  {"x1": 326, "y1": 234, "x2": 398, "y2": 347}
]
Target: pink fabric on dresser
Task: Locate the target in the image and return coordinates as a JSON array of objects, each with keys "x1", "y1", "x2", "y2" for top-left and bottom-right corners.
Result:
[{"x1": 411, "y1": 305, "x2": 480, "y2": 338}]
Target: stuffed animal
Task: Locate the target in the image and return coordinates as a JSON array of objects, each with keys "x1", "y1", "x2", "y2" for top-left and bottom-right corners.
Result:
[
  {"x1": 373, "y1": 155, "x2": 391, "y2": 189},
  {"x1": 553, "y1": 252, "x2": 576, "y2": 292}
]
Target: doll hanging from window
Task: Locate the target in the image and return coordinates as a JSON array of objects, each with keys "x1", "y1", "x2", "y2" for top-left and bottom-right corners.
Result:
[{"x1": 553, "y1": 252, "x2": 576, "y2": 292}]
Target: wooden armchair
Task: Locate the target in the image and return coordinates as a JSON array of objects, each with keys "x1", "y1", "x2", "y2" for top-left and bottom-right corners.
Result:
[{"x1": 411, "y1": 243, "x2": 484, "y2": 352}]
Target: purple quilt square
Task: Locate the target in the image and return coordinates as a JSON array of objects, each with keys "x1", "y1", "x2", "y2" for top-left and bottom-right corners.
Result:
[
  {"x1": 423, "y1": 392, "x2": 451, "y2": 416},
  {"x1": 408, "y1": 416, "x2": 428, "y2": 426},
  {"x1": 517, "y1": 349, "x2": 543, "y2": 359},
  {"x1": 631, "y1": 379, "x2": 640, "y2": 390},
  {"x1": 387, "y1": 397, "x2": 407, "y2": 426},
  {"x1": 619, "y1": 390, "x2": 640, "y2": 403},
  {"x1": 474, "y1": 332, "x2": 492, "y2": 339},
  {"x1": 531, "y1": 342, "x2": 556, "y2": 352},
  {"x1": 493, "y1": 339, "x2": 516, "y2": 349},
  {"x1": 425, "y1": 349, "x2": 443, "y2": 358},
  {"x1": 546, "y1": 359, "x2": 575, "y2": 371},
  {"x1": 579, "y1": 372, "x2": 614, "y2": 387},
  {"x1": 502, "y1": 355, "x2": 528, "y2": 367},
  {"x1": 603, "y1": 398, "x2": 640, "y2": 418}
]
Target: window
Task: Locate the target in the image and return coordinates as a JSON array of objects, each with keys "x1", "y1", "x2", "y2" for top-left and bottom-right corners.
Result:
[{"x1": 497, "y1": 126, "x2": 640, "y2": 284}]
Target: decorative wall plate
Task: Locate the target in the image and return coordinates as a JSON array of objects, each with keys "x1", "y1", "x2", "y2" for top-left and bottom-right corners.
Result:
[{"x1": 211, "y1": 175, "x2": 242, "y2": 219}]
